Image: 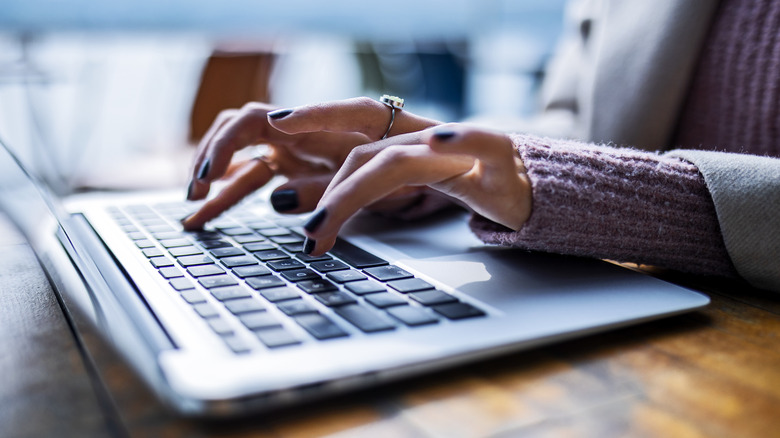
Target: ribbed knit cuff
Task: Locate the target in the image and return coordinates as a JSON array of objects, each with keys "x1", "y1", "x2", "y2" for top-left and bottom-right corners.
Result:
[{"x1": 470, "y1": 134, "x2": 738, "y2": 277}]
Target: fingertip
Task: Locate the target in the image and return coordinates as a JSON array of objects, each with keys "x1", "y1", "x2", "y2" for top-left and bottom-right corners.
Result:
[{"x1": 180, "y1": 213, "x2": 204, "y2": 231}]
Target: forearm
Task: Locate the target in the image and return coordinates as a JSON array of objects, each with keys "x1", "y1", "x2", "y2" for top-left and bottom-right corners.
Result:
[{"x1": 471, "y1": 134, "x2": 738, "y2": 277}]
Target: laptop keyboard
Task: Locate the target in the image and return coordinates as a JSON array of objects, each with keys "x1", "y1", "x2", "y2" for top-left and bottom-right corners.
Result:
[{"x1": 106, "y1": 202, "x2": 485, "y2": 354}]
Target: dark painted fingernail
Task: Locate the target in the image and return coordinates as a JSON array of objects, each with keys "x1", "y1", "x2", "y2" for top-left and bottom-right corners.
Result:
[
  {"x1": 270, "y1": 189, "x2": 299, "y2": 212},
  {"x1": 303, "y1": 237, "x2": 316, "y2": 255},
  {"x1": 268, "y1": 108, "x2": 293, "y2": 119},
  {"x1": 303, "y1": 208, "x2": 327, "y2": 233},
  {"x1": 432, "y1": 130, "x2": 457, "y2": 141},
  {"x1": 197, "y1": 159, "x2": 211, "y2": 181},
  {"x1": 186, "y1": 180, "x2": 195, "y2": 200}
]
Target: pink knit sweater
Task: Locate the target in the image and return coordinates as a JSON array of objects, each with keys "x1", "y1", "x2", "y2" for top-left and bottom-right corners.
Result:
[{"x1": 471, "y1": 0, "x2": 779, "y2": 277}]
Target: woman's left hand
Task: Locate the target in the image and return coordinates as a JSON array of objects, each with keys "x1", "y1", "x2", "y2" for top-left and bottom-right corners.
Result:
[{"x1": 297, "y1": 123, "x2": 533, "y2": 255}]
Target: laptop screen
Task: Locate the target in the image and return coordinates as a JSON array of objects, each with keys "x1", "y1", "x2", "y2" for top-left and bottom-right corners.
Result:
[{"x1": 0, "y1": 138, "x2": 64, "y2": 249}]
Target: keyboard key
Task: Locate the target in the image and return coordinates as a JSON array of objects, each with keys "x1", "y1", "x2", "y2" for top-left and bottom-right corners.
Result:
[
  {"x1": 135, "y1": 239, "x2": 155, "y2": 249},
  {"x1": 158, "y1": 267, "x2": 184, "y2": 279},
  {"x1": 187, "y1": 265, "x2": 225, "y2": 277},
  {"x1": 280, "y1": 269, "x2": 321, "y2": 282},
  {"x1": 432, "y1": 302, "x2": 486, "y2": 320},
  {"x1": 198, "y1": 275, "x2": 239, "y2": 289},
  {"x1": 225, "y1": 297, "x2": 267, "y2": 314},
  {"x1": 281, "y1": 243, "x2": 305, "y2": 253},
  {"x1": 245, "y1": 219, "x2": 276, "y2": 229},
  {"x1": 270, "y1": 234, "x2": 305, "y2": 245},
  {"x1": 210, "y1": 286, "x2": 252, "y2": 301},
  {"x1": 142, "y1": 248, "x2": 163, "y2": 258},
  {"x1": 177, "y1": 254, "x2": 215, "y2": 267},
  {"x1": 297, "y1": 279, "x2": 338, "y2": 294},
  {"x1": 296, "y1": 252, "x2": 333, "y2": 263},
  {"x1": 408, "y1": 290, "x2": 458, "y2": 306},
  {"x1": 152, "y1": 231, "x2": 183, "y2": 240},
  {"x1": 145, "y1": 224, "x2": 174, "y2": 233},
  {"x1": 233, "y1": 234, "x2": 266, "y2": 244},
  {"x1": 257, "y1": 227, "x2": 291, "y2": 237},
  {"x1": 314, "y1": 291, "x2": 358, "y2": 307},
  {"x1": 386, "y1": 306, "x2": 439, "y2": 326},
  {"x1": 190, "y1": 230, "x2": 221, "y2": 241},
  {"x1": 310, "y1": 260, "x2": 349, "y2": 273},
  {"x1": 277, "y1": 299, "x2": 318, "y2": 315},
  {"x1": 243, "y1": 242, "x2": 276, "y2": 252},
  {"x1": 218, "y1": 226, "x2": 253, "y2": 236},
  {"x1": 387, "y1": 278, "x2": 435, "y2": 293},
  {"x1": 180, "y1": 289, "x2": 207, "y2": 304},
  {"x1": 159, "y1": 238, "x2": 192, "y2": 248},
  {"x1": 149, "y1": 256, "x2": 175, "y2": 268},
  {"x1": 168, "y1": 246, "x2": 203, "y2": 257},
  {"x1": 207, "y1": 318, "x2": 235, "y2": 336},
  {"x1": 267, "y1": 259, "x2": 306, "y2": 271},
  {"x1": 199, "y1": 239, "x2": 233, "y2": 249},
  {"x1": 293, "y1": 313, "x2": 349, "y2": 340},
  {"x1": 223, "y1": 336, "x2": 251, "y2": 354},
  {"x1": 334, "y1": 304, "x2": 396, "y2": 333},
  {"x1": 239, "y1": 311, "x2": 282, "y2": 330},
  {"x1": 327, "y1": 270, "x2": 368, "y2": 283},
  {"x1": 254, "y1": 250, "x2": 290, "y2": 262},
  {"x1": 127, "y1": 231, "x2": 147, "y2": 241},
  {"x1": 255, "y1": 327, "x2": 301, "y2": 348},
  {"x1": 330, "y1": 238, "x2": 388, "y2": 268},
  {"x1": 344, "y1": 280, "x2": 386, "y2": 295},
  {"x1": 193, "y1": 302, "x2": 220, "y2": 318},
  {"x1": 364, "y1": 265, "x2": 413, "y2": 282},
  {"x1": 169, "y1": 277, "x2": 195, "y2": 291},
  {"x1": 232, "y1": 265, "x2": 272, "y2": 278},
  {"x1": 364, "y1": 292, "x2": 407, "y2": 308},
  {"x1": 220, "y1": 256, "x2": 259, "y2": 268},
  {"x1": 210, "y1": 247, "x2": 245, "y2": 258},
  {"x1": 245, "y1": 275, "x2": 286, "y2": 290},
  {"x1": 258, "y1": 287, "x2": 299, "y2": 302}
]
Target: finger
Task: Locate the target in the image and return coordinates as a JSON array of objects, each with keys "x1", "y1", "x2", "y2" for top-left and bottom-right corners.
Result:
[
  {"x1": 303, "y1": 145, "x2": 473, "y2": 255},
  {"x1": 320, "y1": 131, "x2": 425, "y2": 200},
  {"x1": 188, "y1": 108, "x2": 239, "y2": 200},
  {"x1": 181, "y1": 158, "x2": 274, "y2": 230},
  {"x1": 269, "y1": 174, "x2": 332, "y2": 214},
  {"x1": 268, "y1": 97, "x2": 440, "y2": 141}
]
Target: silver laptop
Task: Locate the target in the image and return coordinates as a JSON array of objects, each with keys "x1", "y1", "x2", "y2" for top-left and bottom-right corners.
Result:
[{"x1": 0, "y1": 136, "x2": 709, "y2": 417}]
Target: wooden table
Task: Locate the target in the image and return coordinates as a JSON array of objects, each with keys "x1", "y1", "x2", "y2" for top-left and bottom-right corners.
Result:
[{"x1": 2, "y1": 214, "x2": 778, "y2": 438}]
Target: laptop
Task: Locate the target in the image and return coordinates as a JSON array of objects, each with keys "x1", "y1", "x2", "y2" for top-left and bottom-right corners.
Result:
[{"x1": 0, "y1": 136, "x2": 709, "y2": 417}]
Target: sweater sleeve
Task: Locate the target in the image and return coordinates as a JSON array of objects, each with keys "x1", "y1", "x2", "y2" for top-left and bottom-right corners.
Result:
[{"x1": 470, "y1": 133, "x2": 738, "y2": 277}]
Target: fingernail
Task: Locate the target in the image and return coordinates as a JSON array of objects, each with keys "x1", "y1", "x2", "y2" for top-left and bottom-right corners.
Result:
[
  {"x1": 303, "y1": 208, "x2": 327, "y2": 233},
  {"x1": 197, "y1": 159, "x2": 211, "y2": 181},
  {"x1": 270, "y1": 189, "x2": 299, "y2": 212},
  {"x1": 186, "y1": 180, "x2": 195, "y2": 200},
  {"x1": 303, "y1": 237, "x2": 316, "y2": 255},
  {"x1": 268, "y1": 108, "x2": 293, "y2": 120},
  {"x1": 432, "y1": 130, "x2": 457, "y2": 141}
]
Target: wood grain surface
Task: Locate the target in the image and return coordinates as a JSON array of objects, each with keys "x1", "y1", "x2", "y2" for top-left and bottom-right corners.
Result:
[{"x1": 2, "y1": 214, "x2": 778, "y2": 438}]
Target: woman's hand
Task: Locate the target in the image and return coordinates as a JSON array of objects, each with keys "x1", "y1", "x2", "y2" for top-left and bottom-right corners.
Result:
[
  {"x1": 181, "y1": 97, "x2": 439, "y2": 230},
  {"x1": 297, "y1": 124, "x2": 533, "y2": 255}
]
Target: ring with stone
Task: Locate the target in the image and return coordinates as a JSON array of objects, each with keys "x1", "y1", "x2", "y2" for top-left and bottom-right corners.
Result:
[{"x1": 379, "y1": 94, "x2": 404, "y2": 140}]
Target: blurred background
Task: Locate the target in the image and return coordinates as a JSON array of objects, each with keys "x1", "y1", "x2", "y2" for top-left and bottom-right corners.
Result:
[{"x1": 0, "y1": 0, "x2": 566, "y2": 194}]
